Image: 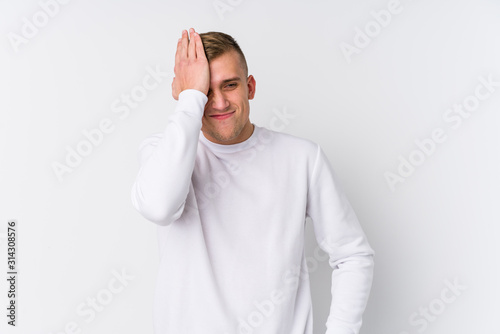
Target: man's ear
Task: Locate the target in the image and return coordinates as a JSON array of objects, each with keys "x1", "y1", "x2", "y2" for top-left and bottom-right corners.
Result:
[{"x1": 247, "y1": 75, "x2": 256, "y2": 100}]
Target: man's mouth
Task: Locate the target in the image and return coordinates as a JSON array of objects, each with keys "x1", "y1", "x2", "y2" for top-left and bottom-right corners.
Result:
[{"x1": 209, "y1": 111, "x2": 235, "y2": 120}]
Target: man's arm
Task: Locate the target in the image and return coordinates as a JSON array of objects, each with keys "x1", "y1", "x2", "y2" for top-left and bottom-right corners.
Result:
[
  {"x1": 306, "y1": 144, "x2": 374, "y2": 334},
  {"x1": 130, "y1": 28, "x2": 209, "y2": 225}
]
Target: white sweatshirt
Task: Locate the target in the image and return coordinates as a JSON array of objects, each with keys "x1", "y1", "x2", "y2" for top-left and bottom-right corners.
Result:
[{"x1": 131, "y1": 89, "x2": 374, "y2": 334}]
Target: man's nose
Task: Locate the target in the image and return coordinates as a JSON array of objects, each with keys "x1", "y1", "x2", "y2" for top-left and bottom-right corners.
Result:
[{"x1": 209, "y1": 91, "x2": 230, "y2": 111}]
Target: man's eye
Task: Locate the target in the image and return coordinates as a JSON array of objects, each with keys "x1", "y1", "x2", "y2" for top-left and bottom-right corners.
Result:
[{"x1": 225, "y1": 83, "x2": 237, "y2": 88}]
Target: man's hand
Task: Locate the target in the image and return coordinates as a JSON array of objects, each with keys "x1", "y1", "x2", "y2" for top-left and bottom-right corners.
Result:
[{"x1": 171, "y1": 28, "x2": 210, "y2": 100}]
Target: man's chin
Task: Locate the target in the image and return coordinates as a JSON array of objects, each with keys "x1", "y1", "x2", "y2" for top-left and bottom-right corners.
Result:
[{"x1": 202, "y1": 128, "x2": 240, "y2": 144}]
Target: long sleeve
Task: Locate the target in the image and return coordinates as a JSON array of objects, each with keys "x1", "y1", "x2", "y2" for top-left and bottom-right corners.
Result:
[
  {"x1": 306, "y1": 144, "x2": 374, "y2": 334},
  {"x1": 130, "y1": 89, "x2": 208, "y2": 226}
]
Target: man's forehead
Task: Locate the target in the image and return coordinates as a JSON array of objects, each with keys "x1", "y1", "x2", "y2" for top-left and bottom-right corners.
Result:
[{"x1": 209, "y1": 52, "x2": 246, "y2": 83}]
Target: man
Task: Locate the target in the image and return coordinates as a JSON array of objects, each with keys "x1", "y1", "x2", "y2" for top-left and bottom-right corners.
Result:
[{"x1": 131, "y1": 27, "x2": 374, "y2": 334}]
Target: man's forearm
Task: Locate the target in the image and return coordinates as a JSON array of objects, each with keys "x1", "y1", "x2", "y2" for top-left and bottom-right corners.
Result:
[
  {"x1": 325, "y1": 253, "x2": 374, "y2": 334},
  {"x1": 307, "y1": 145, "x2": 374, "y2": 333},
  {"x1": 131, "y1": 89, "x2": 207, "y2": 225}
]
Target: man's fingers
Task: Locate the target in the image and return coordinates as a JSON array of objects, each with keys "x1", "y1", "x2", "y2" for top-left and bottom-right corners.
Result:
[
  {"x1": 180, "y1": 29, "x2": 188, "y2": 59},
  {"x1": 194, "y1": 32, "x2": 206, "y2": 60},
  {"x1": 174, "y1": 37, "x2": 182, "y2": 69},
  {"x1": 188, "y1": 28, "x2": 196, "y2": 59}
]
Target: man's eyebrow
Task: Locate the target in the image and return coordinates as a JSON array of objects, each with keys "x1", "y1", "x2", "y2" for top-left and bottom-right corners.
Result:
[{"x1": 220, "y1": 77, "x2": 241, "y2": 84}]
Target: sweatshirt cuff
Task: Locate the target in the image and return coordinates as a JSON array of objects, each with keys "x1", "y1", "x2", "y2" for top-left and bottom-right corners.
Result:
[
  {"x1": 176, "y1": 89, "x2": 208, "y2": 118},
  {"x1": 326, "y1": 323, "x2": 359, "y2": 334},
  {"x1": 178, "y1": 89, "x2": 208, "y2": 102}
]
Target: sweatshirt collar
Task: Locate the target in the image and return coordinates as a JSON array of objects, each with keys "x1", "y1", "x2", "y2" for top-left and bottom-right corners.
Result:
[{"x1": 199, "y1": 124, "x2": 260, "y2": 153}]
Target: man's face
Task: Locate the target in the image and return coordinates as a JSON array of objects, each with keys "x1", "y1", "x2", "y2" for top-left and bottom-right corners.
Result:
[{"x1": 201, "y1": 51, "x2": 256, "y2": 145}]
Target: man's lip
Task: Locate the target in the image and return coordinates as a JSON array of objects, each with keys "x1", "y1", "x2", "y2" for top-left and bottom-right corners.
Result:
[{"x1": 209, "y1": 111, "x2": 235, "y2": 120}]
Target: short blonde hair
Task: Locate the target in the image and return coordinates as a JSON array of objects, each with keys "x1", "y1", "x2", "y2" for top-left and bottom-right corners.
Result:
[{"x1": 199, "y1": 31, "x2": 248, "y2": 76}]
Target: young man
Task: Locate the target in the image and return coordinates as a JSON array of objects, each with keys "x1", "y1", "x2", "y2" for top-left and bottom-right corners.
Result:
[{"x1": 131, "y1": 28, "x2": 374, "y2": 334}]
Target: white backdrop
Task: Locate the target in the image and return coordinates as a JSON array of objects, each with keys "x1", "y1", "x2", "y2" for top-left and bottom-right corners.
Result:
[{"x1": 1, "y1": 0, "x2": 499, "y2": 333}]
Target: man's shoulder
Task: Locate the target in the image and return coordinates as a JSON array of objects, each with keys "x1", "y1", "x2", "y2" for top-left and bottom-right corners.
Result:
[{"x1": 256, "y1": 125, "x2": 320, "y2": 155}]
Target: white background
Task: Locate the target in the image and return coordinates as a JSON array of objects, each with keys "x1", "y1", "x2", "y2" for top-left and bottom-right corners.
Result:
[{"x1": 1, "y1": 0, "x2": 499, "y2": 333}]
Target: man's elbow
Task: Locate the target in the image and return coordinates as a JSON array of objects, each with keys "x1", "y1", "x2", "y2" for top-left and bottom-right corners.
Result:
[
  {"x1": 330, "y1": 252, "x2": 374, "y2": 272},
  {"x1": 130, "y1": 187, "x2": 184, "y2": 226}
]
